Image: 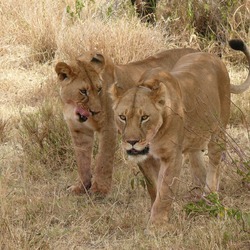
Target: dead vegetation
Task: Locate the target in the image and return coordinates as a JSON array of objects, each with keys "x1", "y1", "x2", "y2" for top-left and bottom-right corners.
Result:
[{"x1": 0, "y1": 0, "x2": 249, "y2": 249}]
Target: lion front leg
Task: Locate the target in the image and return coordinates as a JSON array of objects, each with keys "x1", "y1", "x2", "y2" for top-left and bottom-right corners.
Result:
[
  {"x1": 68, "y1": 124, "x2": 94, "y2": 195},
  {"x1": 137, "y1": 156, "x2": 160, "y2": 206},
  {"x1": 148, "y1": 152, "x2": 183, "y2": 227},
  {"x1": 91, "y1": 128, "x2": 117, "y2": 195}
]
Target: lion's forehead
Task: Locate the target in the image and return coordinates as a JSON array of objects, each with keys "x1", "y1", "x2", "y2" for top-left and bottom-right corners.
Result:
[
  {"x1": 115, "y1": 87, "x2": 159, "y2": 119},
  {"x1": 117, "y1": 98, "x2": 156, "y2": 118},
  {"x1": 63, "y1": 77, "x2": 99, "y2": 92},
  {"x1": 122, "y1": 88, "x2": 151, "y2": 105},
  {"x1": 122, "y1": 107, "x2": 145, "y2": 117}
]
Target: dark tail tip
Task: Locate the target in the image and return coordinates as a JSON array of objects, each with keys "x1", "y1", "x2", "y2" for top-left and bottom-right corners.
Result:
[{"x1": 229, "y1": 39, "x2": 245, "y2": 51}]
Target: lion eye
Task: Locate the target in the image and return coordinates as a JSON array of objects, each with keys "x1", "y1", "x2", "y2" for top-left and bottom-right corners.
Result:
[
  {"x1": 141, "y1": 115, "x2": 149, "y2": 122},
  {"x1": 119, "y1": 115, "x2": 126, "y2": 122},
  {"x1": 79, "y1": 89, "x2": 88, "y2": 96}
]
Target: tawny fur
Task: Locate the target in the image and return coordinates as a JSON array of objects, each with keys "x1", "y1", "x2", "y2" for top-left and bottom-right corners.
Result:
[
  {"x1": 110, "y1": 39, "x2": 250, "y2": 227},
  {"x1": 55, "y1": 48, "x2": 198, "y2": 195}
]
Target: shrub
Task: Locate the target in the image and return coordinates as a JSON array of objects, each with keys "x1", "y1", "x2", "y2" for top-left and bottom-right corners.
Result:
[{"x1": 18, "y1": 101, "x2": 74, "y2": 170}]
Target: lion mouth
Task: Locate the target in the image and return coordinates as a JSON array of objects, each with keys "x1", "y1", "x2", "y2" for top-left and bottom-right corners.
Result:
[
  {"x1": 75, "y1": 107, "x2": 100, "y2": 123},
  {"x1": 127, "y1": 146, "x2": 149, "y2": 156}
]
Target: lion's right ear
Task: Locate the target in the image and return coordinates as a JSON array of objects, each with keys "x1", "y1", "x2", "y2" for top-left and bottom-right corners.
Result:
[
  {"x1": 109, "y1": 83, "x2": 119, "y2": 101},
  {"x1": 55, "y1": 62, "x2": 74, "y2": 81},
  {"x1": 90, "y1": 53, "x2": 105, "y2": 73},
  {"x1": 109, "y1": 82, "x2": 124, "y2": 103},
  {"x1": 91, "y1": 53, "x2": 104, "y2": 64}
]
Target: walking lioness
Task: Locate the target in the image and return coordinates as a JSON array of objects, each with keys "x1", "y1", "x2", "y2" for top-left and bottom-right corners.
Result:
[
  {"x1": 55, "y1": 48, "x2": 197, "y2": 195},
  {"x1": 110, "y1": 39, "x2": 250, "y2": 227}
]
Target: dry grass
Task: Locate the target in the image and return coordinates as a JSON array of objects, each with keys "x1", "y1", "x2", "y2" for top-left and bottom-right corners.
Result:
[{"x1": 0, "y1": 0, "x2": 249, "y2": 249}]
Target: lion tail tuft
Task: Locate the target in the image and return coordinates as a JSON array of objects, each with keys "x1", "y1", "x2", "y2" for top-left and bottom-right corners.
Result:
[
  {"x1": 229, "y1": 39, "x2": 250, "y2": 94},
  {"x1": 229, "y1": 39, "x2": 245, "y2": 52}
]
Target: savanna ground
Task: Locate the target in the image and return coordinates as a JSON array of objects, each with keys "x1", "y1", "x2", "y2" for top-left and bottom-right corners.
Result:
[{"x1": 0, "y1": 0, "x2": 250, "y2": 249}]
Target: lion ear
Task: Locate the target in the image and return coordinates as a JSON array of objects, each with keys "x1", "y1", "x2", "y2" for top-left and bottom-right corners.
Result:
[
  {"x1": 109, "y1": 83, "x2": 125, "y2": 109},
  {"x1": 91, "y1": 53, "x2": 104, "y2": 64},
  {"x1": 76, "y1": 53, "x2": 105, "y2": 73},
  {"x1": 140, "y1": 79, "x2": 167, "y2": 107},
  {"x1": 109, "y1": 82, "x2": 125, "y2": 103},
  {"x1": 55, "y1": 62, "x2": 74, "y2": 81},
  {"x1": 90, "y1": 53, "x2": 105, "y2": 72}
]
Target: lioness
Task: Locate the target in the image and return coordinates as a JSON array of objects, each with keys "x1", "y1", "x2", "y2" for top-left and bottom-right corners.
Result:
[
  {"x1": 110, "y1": 39, "x2": 250, "y2": 226},
  {"x1": 55, "y1": 48, "x2": 197, "y2": 195}
]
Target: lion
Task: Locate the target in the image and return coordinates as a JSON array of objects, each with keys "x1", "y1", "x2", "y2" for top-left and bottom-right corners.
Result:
[
  {"x1": 109, "y1": 39, "x2": 250, "y2": 227},
  {"x1": 55, "y1": 47, "x2": 198, "y2": 195}
]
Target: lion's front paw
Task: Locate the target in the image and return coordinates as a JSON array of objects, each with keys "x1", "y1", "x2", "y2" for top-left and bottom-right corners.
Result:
[
  {"x1": 148, "y1": 202, "x2": 171, "y2": 226},
  {"x1": 145, "y1": 220, "x2": 176, "y2": 236},
  {"x1": 90, "y1": 181, "x2": 110, "y2": 196},
  {"x1": 67, "y1": 182, "x2": 91, "y2": 195},
  {"x1": 148, "y1": 214, "x2": 169, "y2": 228}
]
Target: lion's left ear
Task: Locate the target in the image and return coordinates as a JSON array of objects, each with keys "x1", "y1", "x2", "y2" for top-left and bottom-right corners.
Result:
[{"x1": 140, "y1": 79, "x2": 167, "y2": 107}]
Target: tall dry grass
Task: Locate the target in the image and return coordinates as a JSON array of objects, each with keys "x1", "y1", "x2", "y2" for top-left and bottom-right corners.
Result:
[{"x1": 0, "y1": 0, "x2": 249, "y2": 249}]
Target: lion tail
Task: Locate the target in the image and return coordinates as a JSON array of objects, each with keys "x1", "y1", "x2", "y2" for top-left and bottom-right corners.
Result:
[{"x1": 229, "y1": 39, "x2": 250, "y2": 94}]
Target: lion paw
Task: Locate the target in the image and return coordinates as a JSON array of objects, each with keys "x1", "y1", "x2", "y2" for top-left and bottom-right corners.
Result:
[
  {"x1": 90, "y1": 181, "x2": 110, "y2": 196},
  {"x1": 67, "y1": 183, "x2": 91, "y2": 195},
  {"x1": 145, "y1": 221, "x2": 177, "y2": 237}
]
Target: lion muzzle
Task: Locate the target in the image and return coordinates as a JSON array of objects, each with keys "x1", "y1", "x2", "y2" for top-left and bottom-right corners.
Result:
[
  {"x1": 126, "y1": 145, "x2": 150, "y2": 156},
  {"x1": 75, "y1": 106, "x2": 90, "y2": 123},
  {"x1": 75, "y1": 106, "x2": 101, "y2": 123}
]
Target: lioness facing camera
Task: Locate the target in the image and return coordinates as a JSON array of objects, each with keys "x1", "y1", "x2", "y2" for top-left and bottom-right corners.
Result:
[{"x1": 110, "y1": 39, "x2": 250, "y2": 227}]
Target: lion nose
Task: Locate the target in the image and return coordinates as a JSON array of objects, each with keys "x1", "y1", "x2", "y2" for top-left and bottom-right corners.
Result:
[{"x1": 127, "y1": 140, "x2": 139, "y2": 146}]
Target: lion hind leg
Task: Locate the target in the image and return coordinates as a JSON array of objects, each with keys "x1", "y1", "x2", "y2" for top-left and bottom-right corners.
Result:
[
  {"x1": 205, "y1": 132, "x2": 225, "y2": 193},
  {"x1": 188, "y1": 151, "x2": 206, "y2": 188}
]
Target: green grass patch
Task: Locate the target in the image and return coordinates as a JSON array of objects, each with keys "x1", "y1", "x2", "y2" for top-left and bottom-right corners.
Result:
[{"x1": 185, "y1": 193, "x2": 250, "y2": 231}]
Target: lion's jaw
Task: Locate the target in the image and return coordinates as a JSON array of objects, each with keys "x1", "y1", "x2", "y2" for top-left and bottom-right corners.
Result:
[
  {"x1": 124, "y1": 141, "x2": 150, "y2": 163},
  {"x1": 62, "y1": 97, "x2": 101, "y2": 124},
  {"x1": 74, "y1": 105, "x2": 102, "y2": 123}
]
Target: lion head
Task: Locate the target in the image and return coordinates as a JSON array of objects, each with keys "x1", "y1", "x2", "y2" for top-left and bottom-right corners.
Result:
[
  {"x1": 55, "y1": 53, "x2": 109, "y2": 124},
  {"x1": 110, "y1": 68, "x2": 182, "y2": 162}
]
